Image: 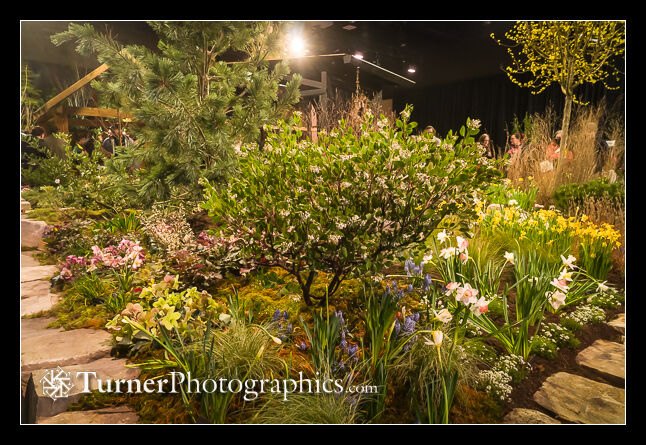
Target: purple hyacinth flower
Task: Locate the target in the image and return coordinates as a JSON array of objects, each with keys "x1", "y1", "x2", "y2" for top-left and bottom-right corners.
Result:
[{"x1": 272, "y1": 309, "x2": 281, "y2": 322}]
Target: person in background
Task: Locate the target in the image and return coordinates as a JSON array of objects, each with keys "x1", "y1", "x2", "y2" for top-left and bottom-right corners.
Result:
[
  {"x1": 508, "y1": 133, "x2": 523, "y2": 156},
  {"x1": 478, "y1": 133, "x2": 494, "y2": 158},
  {"x1": 72, "y1": 130, "x2": 94, "y2": 155},
  {"x1": 546, "y1": 130, "x2": 572, "y2": 162},
  {"x1": 424, "y1": 125, "x2": 442, "y2": 145},
  {"x1": 101, "y1": 126, "x2": 133, "y2": 157}
]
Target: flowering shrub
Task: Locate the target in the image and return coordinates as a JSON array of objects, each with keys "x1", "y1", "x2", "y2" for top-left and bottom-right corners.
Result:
[
  {"x1": 560, "y1": 305, "x2": 606, "y2": 332},
  {"x1": 140, "y1": 205, "x2": 246, "y2": 286},
  {"x1": 202, "y1": 107, "x2": 503, "y2": 305}
]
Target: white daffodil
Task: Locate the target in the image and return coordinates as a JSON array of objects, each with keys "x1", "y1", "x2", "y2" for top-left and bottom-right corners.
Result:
[
  {"x1": 423, "y1": 252, "x2": 433, "y2": 262},
  {"x1": 558, "y1": 268, "x2": 574, "y2": 282},
  {"x1": 469, "y1": 296, "x2": 491, "y2": 316},
  {"x1": 439, "y1": 247, "x2": 457, "y2": 259},
  {"x1": 455, "y1": 283, "x2": 479, "y2": 306},
  {"x1": 456, "y1": 236, "x2": 469, "y2": 251},
  {"x1": 508, "y1": 199, "x2": 518, "y2": 206},
  {"x1": 550, "y1": 277, "x2": 569, "y2": 293},
  {"x1": 424, "y1": 330, "x2": 444, "y2": 348},
  {"x1": 548, "y1": 290, "x2": 567, "y2": 310},
  {"x1": 444, "y1": 282, "x2": 459, "y2": 295},
  {"x1": 560, "y1": 254, "x2": 577, "y2": 270},
  {"x1": 597, "y1": 281, "x2": 609, "y2": 292},
  {"x1": 504, "y1": 251, "x2": 515, "y2": 264},
  {"x1": 434, "y1": 308, "x2": 453, "y2": 324},
  {"x1": 437, "y1": 230, "x2": 449, "y2": 244}
]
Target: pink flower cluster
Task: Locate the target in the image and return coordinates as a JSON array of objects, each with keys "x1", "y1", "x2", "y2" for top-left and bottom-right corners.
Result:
[
  {"x1": 58, "y1": 239, "x2": 146, "y2": 281},
  {"x1": 90, "y1": 239, "x2": 146, "y2": 271}
]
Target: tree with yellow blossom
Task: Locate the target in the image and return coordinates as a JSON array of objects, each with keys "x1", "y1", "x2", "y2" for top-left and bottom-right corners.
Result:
[{"x1": 492, "y1": 21, "x2": 625, "y2": 156}]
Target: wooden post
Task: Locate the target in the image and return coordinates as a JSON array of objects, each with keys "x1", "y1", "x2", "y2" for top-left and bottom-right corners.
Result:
[
  {"x1": 309, "y1": 103, "x2": 318, "y2": 143},
  {"x1": 319, "y1": 71, "x2": 328, "y2": 108},
  {"x1": 52, "y1": 105, "x2": 69, "y2": 133},
  {"x1": 117, "y1": 109, "x2": 123, "y2": 146}
]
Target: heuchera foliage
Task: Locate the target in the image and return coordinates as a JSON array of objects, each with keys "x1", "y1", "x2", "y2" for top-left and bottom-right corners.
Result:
[{"x1": 202, "y1": 106, "x2": 504, "y2": 305}]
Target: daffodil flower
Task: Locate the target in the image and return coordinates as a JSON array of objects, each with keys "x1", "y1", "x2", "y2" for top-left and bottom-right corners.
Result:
[
  {"x1": 504, "y1": 251, "x2": 515, "y2": 264},
  {"x1": 433, "y1": 308, "x2": 453, "y2": 324},
  {"x1": 424, "y1": 330, "x2": 444, "y2": 348}
]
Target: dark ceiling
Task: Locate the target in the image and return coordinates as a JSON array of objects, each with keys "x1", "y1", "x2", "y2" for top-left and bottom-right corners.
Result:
[
  {"x1": 21, "y1": 20, "x2": 516, "y2": 90},
  {"x1": 303, "y1": 21, "x2": 515, "y2": 87}
]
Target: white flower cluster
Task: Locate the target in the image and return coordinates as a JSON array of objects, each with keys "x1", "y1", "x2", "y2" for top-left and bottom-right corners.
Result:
[
  {"x1": 561, "y1": 305, "x2": 606, "y2": 328},
  {"x1": 493, "y1": 354, "x2": 531, "y2": 378},
  {"x1": 477, "y1": 369, "x2": 513, "y2": 401},
  {"x1": 540, "y1": 322, "x2": 576, "y2": 348}
]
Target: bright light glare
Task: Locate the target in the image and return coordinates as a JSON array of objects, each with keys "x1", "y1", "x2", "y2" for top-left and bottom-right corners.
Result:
[
  {"x1": 407, "y1": 67, "x2": 416, "y2": 73},
  {"x1": 353, "y1": 52, "x2": 364, "y2": 60},
  {"x1": 288, "y1": 35, "x2": 306, "y2": 56}
]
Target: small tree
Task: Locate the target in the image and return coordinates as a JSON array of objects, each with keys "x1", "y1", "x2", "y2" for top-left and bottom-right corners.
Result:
[
  {"x1": 51, "y1": 21, "x2": 302, "y2": 206},
  {"x1": 492, "y1": 21, "x2": 625, "y2": 155},
  {"x1": 202, "y1": 107, "x2": 504, "y2": 306}
]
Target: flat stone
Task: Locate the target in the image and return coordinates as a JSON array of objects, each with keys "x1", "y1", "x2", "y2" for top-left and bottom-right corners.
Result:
[
  {"x1": 21, "y1": 317, "x2": 62, "y2": 340},
  {"x1": 533, "y1": 372, "x2": 625, "y2": 424},
  {"x1": 21, "y1": 328, "x2": 113, "y2": 372},
  {"x1": 21, "y1": 280, "x2": 51, "y2": 299},
  {"x1": 576, "y1": 340, "x2": 625, "y2": 382},
  {"x1": 607, "y1": 314, "x2": 625, "y2": 335},
  {"x1": 21, "y1": 253, "x2": 41, "y2": 268},
  {"x1": 21, "y1": 218, "x2": 49, "y2": 248},
  {"x1": 21, "y1": 265, "x2": 58, "y2": 283},
  {"x1": 503, "y1": 408, "x2": 561, "y2": 424},
  {"x1": 38, "y1": 405, "x2": 139, "y2": 424},
  {"x1": 32, "y1": 357, "x2": 141, "y2": 417},
  {"x1": 21, "y1": 293, "x2": 61, "y2": 317},
  {"x1": 21, "y1": 200, "x2": 31, "y2": 211}
]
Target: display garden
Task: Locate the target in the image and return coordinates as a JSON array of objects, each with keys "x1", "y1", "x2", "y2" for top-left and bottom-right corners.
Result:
[{"x1": 20, "y1": 21, "x2": 625, "y2": 425}]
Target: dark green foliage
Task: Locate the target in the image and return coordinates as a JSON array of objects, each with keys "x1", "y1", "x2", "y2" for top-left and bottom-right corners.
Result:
[
  {"x1": 51, "y1": 21, "x2": 302, "y2": 207},
  {"x1": 553, "y1": 178, "x2": 624, "y2": 211}
]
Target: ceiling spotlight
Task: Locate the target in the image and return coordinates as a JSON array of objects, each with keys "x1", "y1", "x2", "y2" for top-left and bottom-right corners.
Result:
[
  {"x1": 343, "y1": 24, "x2": 357, "y2": 30},
  {"x1": 353, "y1": 52, "x2": 364, "y2": 60},
  {"x1": 407, "y1": 66, "x2": 416, "y2": 74},
  {"x1": 288, "y1": 35, "x2": 306, "y2": 57}
]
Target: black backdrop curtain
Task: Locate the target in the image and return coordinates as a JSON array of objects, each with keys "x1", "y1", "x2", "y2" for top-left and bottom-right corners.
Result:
[{"x1": 393, "y1": 73, "x2": 625, "y2": 156}]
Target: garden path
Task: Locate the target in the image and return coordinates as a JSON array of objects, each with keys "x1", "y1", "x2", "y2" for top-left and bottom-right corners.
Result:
[
  {"x1": 20, "y1": 204, "x2": 140, "y2": 424},
  {"x1": 505, "y1": 314, "x2": 626, "y2": 424}
]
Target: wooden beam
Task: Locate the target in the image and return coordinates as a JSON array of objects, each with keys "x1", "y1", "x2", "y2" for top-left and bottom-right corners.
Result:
[
  {"x1": 300, "y1": 88, "x2": 327, "y2": 97},
  {"x1": 68, "y1": 118, "x2": 103, "y2": 128},
  {"x1": 66, "y1": 107, "x2": 134, "y2": 119},
  {"x1": 34, "y1": 64, "x2": 110, "y2": 120},
  {"x1": 300, "y1": 77, "x2": 324, "y2": 89}
]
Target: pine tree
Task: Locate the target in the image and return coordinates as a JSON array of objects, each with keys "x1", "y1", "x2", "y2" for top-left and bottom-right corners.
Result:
[{"x1": 51, "y1": 21, "x2": 302, "y2": 206}]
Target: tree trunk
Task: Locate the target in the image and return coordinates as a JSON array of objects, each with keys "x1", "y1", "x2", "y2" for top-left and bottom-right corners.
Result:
[{"x1": 560, "y1": 93, "x2": 574, "y2": 157}]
